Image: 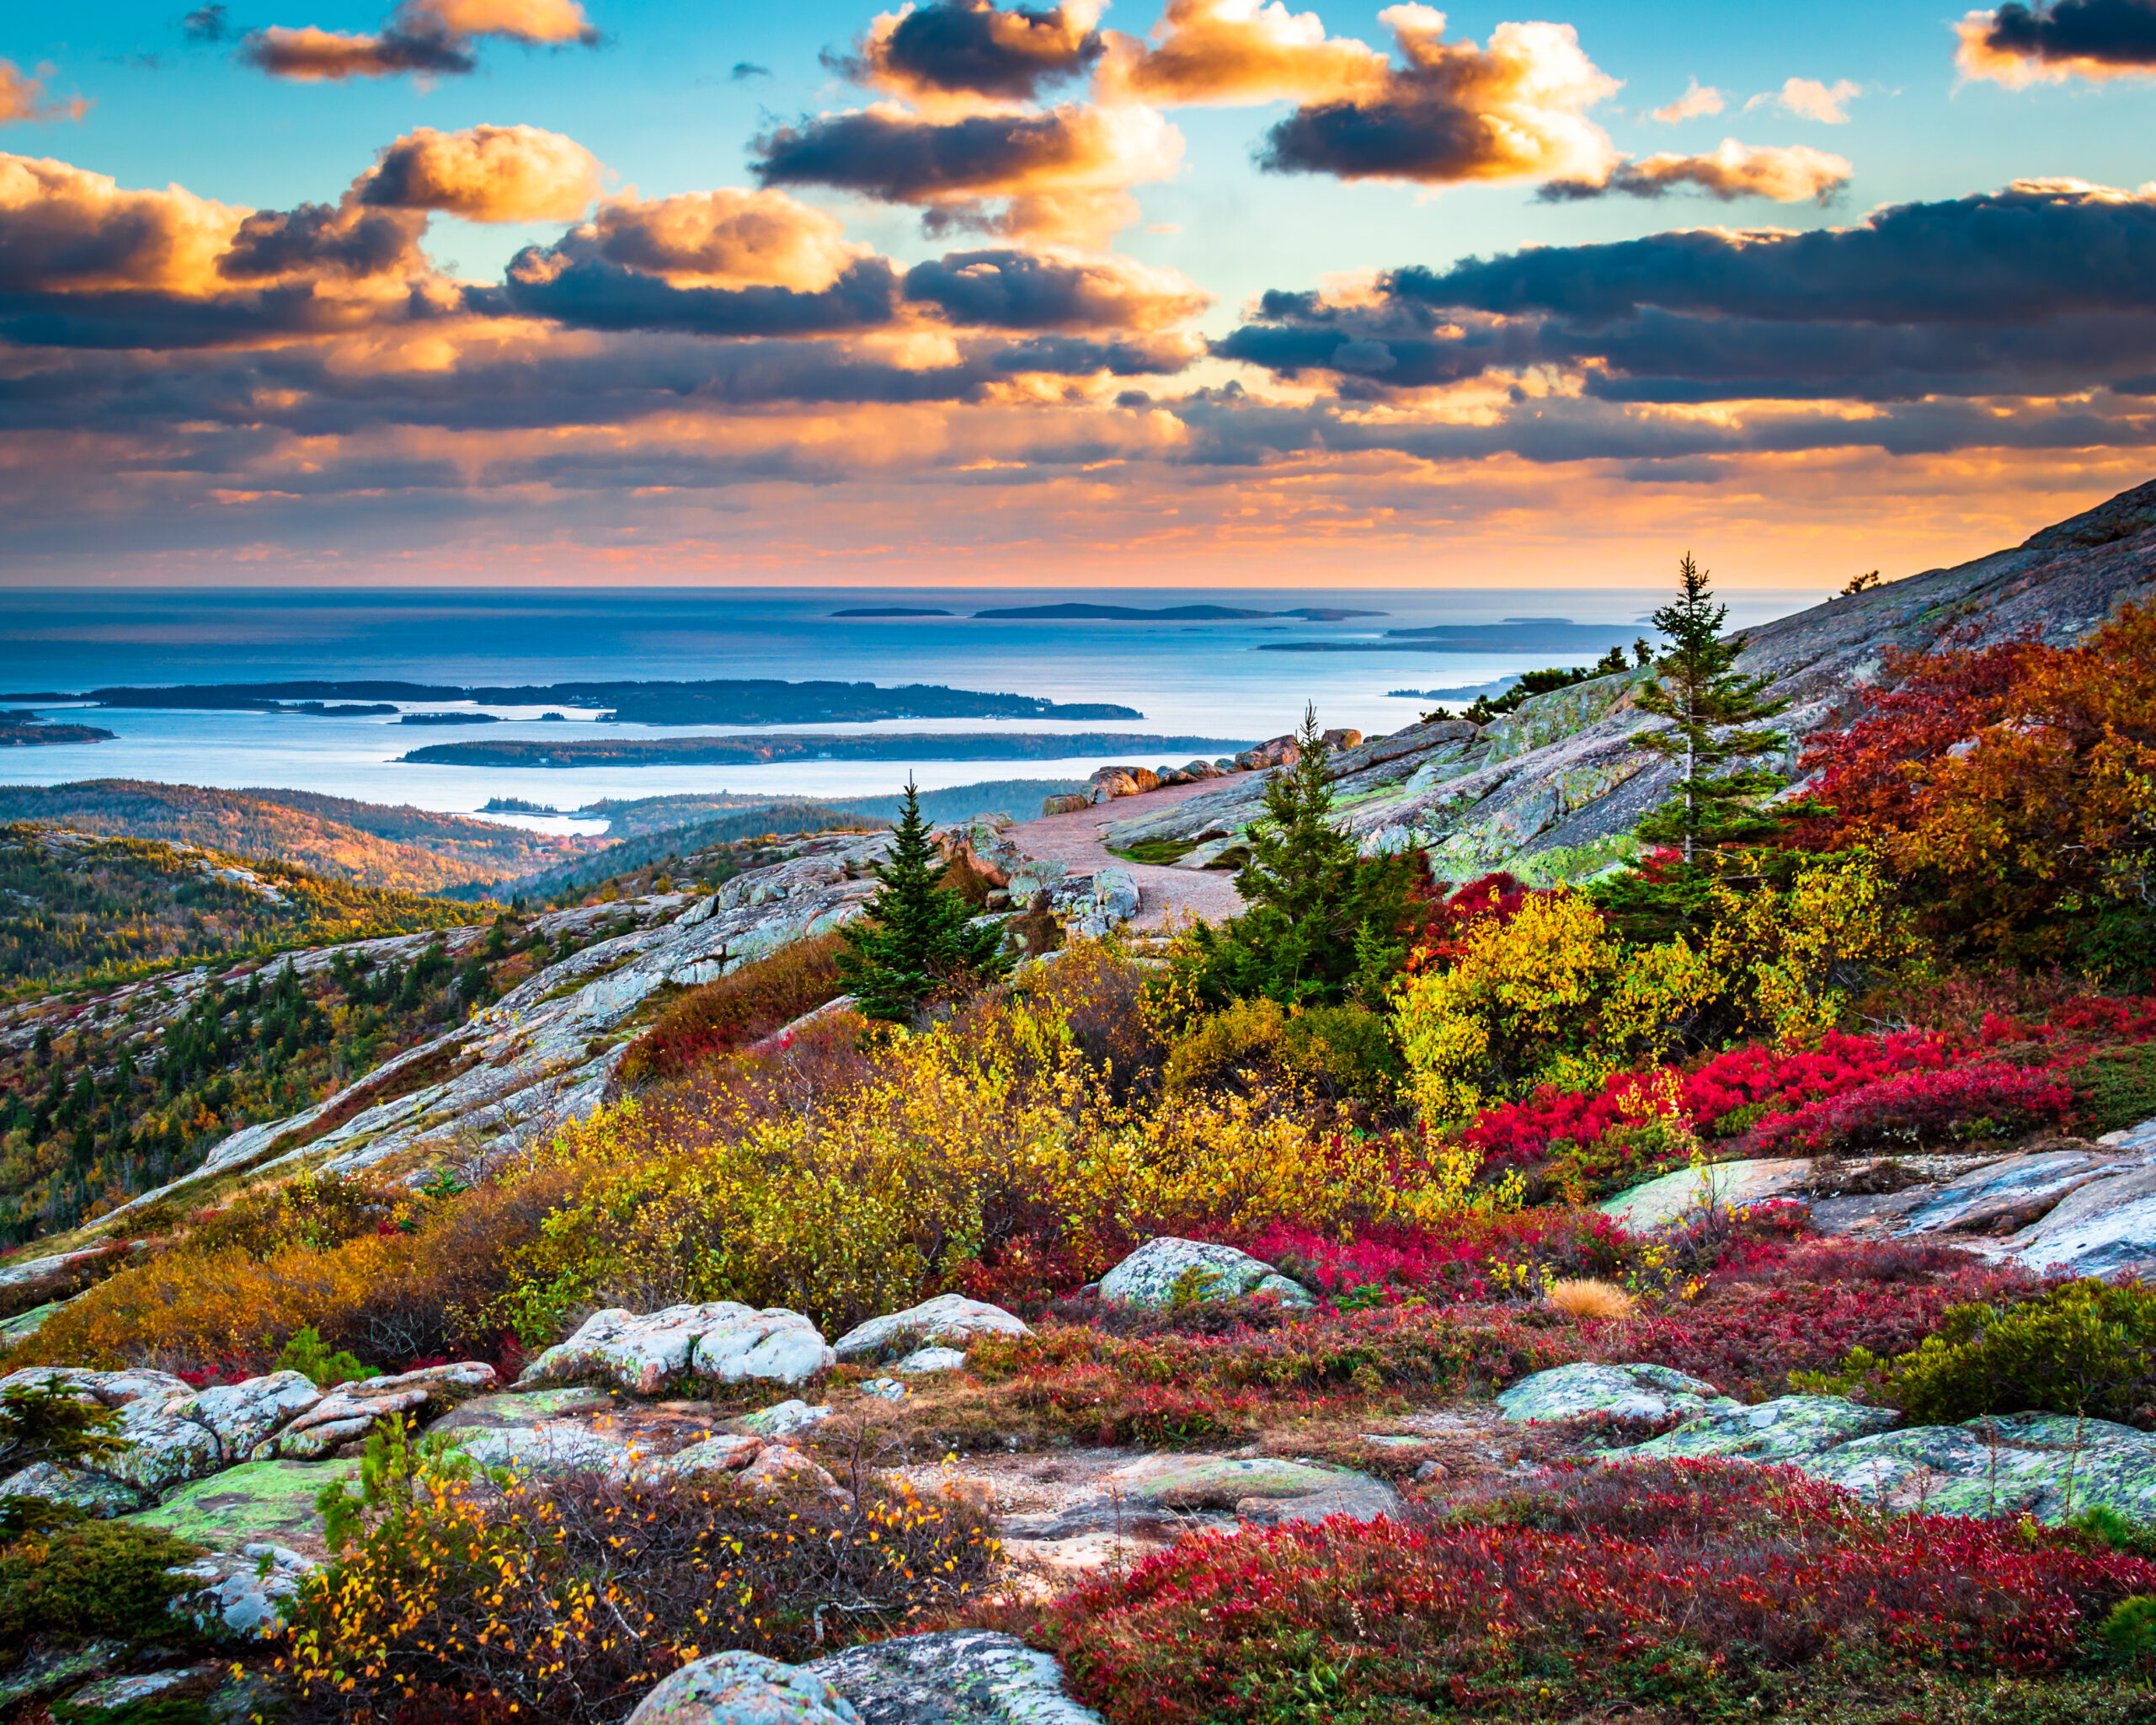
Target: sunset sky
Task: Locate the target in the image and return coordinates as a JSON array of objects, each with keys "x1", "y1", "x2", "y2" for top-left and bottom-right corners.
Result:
[{"x1": 5, "y1": 0, "x2": 2155, "y2": 592}]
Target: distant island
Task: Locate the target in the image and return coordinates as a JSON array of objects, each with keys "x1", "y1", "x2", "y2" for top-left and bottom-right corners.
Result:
[
  {"x1": 1389, "y1": 679, "x2": 1524, "y2": 700},
  {"x1": 61, "y1": 678, "x2": 1140, "y2": 725},
  {"x1": 1263, "y1": 620, "x2": 1635, "y2": 654},
  {"x1": 399, "y1": 712, "x2": 500, "y2": 726},
  {"x1": 972, "y1": 603, "x2": 1386, "y2": 622},
  {"x1": 830, "y1": 607, "x2": 953, "y2": 617},
  {"x1": 402, "y1": 732, "x2": 1253, "y2": 768},
  {"x1": 481, "y1": 797, "x2": 563, "y2": 814},
  {"x1": 0, "y1": 711, "x2": 116, "y2": 747}
]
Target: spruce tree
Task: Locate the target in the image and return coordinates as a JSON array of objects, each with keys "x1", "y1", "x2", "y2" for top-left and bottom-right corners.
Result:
[
  {"x1": 1633, "y1": 553, "x2": 1795, "y2": 864},
  {"x1": 1179, "y1": 706, "x2": 1417, "y2": 1006},
  {"x1": 837, "y1": 780, "x2": 1011, "y2": 1023}
]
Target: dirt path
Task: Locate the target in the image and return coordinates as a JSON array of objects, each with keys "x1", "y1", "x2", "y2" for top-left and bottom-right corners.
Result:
[{"x1": 1006, "y1": 778, "x2": 1245, "y2": 932}]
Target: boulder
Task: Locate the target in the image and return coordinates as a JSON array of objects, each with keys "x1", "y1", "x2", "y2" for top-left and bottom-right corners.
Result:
[
  {"x1": 1999, "y1": 1161, "x2": 2156, "y2": 1278},
  {"x1": 519, "y1": 1304, "x2": 833, "y2": 1395},
  {"x1": 1625, "y1": 1395, "x2": 1899, "y2": 1464},
  {"x1": 859, "y1": 1378, "x2": 908, "y2": 1401},
  {"x1": 1790, "y1": 1411, "x2": 2156, "y2": 1523},
  {"x1": 263, "y1": 1363, "x2": 495, "y2": 1461},
  {"x1": 58, "y1": 1664, "x2": 227, "y2": 1716},
  {"x1": 448, "y1": 1422, "x2": 645, "y2": 1477},
  {"x1": 627, "y1": 1649, "x2": 862, "y2": 1725},
  {"x1": 831, "y1": 1295, "x2": 1031, "y2": 1365},
  {"x1": 132, "y1": 1456, "x2": 364, "y2": 1559},
  {"x1": 804, "y1": 1629, "x2": 1103, "y2": 1725},
  {"x1": 1496, "y1": 1363, "x2": 1738, "y2": 1425},
  {"x1": 190, "y1": 1371, "x2": 324, "y2": 1460},
  {"x1": 0, "y1": 1460, "x2": 146, "y2": 1516},
  {"x1": 664, "y1": 1434, "x2": 766, "y2": 1477},
  {"x1": 1040, "y1": 793, "x2": 1091, "y2": 816},
  {"x1": 1598, "y1": 1159, "x2": 1813, "y2": 1231},
  {"x1": 1097, "y1": 1237, "x2": 1312, "y2": 1307},
  {"x1": 738, "y1": 1445, "x2": 842, "y2": 1495},
  {"x1": 894, "y1": 1346, "x2": 967, "y2": 1375},
  {"x1": 1005, "y1": 1454, "x2": 1397, "y2": 1541},
  {"x1": 739, "y1": 1399, "x2": 834, "y2": 1439},
  {"x1": 169, "y1": 1541, "x2": 318, "y2": 1638}
]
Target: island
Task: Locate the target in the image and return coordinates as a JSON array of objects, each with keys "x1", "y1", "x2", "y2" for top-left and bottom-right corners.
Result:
[
  {"x1": 972, "y1": 603, "x2": 1386, "y2": 622},
  {"x1": 0, "y1": 711, "x2": 115, "y2": 747},
  {"x1": 830, "y1": 607, "x2": 953, "y2": 617},
  {"x1": 67, "y1": 678, "x2": 1141, "y2": 726},
  {"x1": 401, "y1": 731, "x2": 1254, "y2": 768},
  {"x1": 399, "y1": 712, "x2": 501, "y2": 726}
]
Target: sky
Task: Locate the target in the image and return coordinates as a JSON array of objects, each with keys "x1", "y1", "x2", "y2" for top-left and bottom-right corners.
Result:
[{"x1": 3, "y1": 0, "x2": 2155, "y2": 594}]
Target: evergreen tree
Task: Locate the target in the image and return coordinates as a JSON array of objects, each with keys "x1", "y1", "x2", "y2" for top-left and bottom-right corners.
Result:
[
  {"x1": 1633, "y1": 553, "x2": 1796, "y2": 864},
  {"x1": 1177, "y1": 706, "x2": 1418, "y2": 1007},
  {"x1": 837, "y1": 780, "x2": 1011, "y2": 1023}
]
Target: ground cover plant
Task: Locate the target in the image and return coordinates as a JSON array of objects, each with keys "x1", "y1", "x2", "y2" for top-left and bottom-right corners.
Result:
[
  {"x1": 986, "y1": 1461, "x2": 2156, "y2": 1724},
  {"x1": 280, "y1": 1420, "x2": 998, "y2": 1724}
]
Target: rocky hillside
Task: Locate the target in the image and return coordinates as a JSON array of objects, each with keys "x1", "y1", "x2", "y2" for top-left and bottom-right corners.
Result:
[{"x1": 1102, "y1": 478, "x2": 2156, "y2": 880}]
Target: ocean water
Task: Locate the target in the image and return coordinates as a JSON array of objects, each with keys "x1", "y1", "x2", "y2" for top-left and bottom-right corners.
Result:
[{"x1": 0, "y1": 586, "x2": 1807, "y2": 827}]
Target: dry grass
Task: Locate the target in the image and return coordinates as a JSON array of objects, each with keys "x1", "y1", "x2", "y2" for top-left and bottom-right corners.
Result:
[{"x1": 1545, "y1": 1277, "x2": 1636, "y2": 1322}]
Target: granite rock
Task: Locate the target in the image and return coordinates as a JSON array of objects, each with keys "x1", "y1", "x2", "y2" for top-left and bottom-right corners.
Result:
[
  {"x1": 1497, "y1": 1363, "x2": 1738, "y2": 1425},
  {"x1": 627, "y1": 1649, "x2": 862, "y2": 1725},
  {"x1": 831, "y1": 1295, "x2": 1030, "y2": 1365},
  {"x1": 805, "y1": 1630, "x2": 1102, "y2": 1725},
  {"x1": 1097, "y1": 1237, "x2": 1311, "y2": 1308}
]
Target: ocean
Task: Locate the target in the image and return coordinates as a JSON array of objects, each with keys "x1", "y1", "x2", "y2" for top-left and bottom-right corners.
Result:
[{"x1": 0, "y1": 585, "x2": 1808, "y2": 830}]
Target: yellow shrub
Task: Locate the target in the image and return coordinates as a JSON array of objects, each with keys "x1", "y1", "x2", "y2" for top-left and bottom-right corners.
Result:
[{"x1": 1705, "y1": 849, "x2": 1922, "y2": 1043}]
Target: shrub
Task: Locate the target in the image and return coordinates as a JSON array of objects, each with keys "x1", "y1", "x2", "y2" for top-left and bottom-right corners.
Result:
[
  {"x1": 2072, "y1": 1040, "x2": 2156, "y2": 1135},
  {"x1": 283, "y1": 1419, "x2": 999, "y2": 1723},
  {"x1": 613, "y1": 933, "x2": 847, "y2": 1087},
  {"x1": 0, "y1": 1519, "x2": 209, "y2": 1643},
  {"x1": 1860, "y1": 1278, "x2": 2156, "y2": 1428},
  {"x1": 1749, "y1": 1062, "x2": 2076, "y2": 1153},
  {"x1": 1251, "y1": 1210, "x2": 1630, "y2": 1304},
  {"x1": 185, "y1": 1171, "x2": 406, "y2": 1259},
  {"x1": 1163, "y1": 999, "x2": 1401, "y2": 1106},
  {"x1": 985, "y1": 1461, "x2": 2156, "y2": 1724},
  {"x1": 275, "y1": 1322, "x2": 373, "y2": 1389},
  {"x1": 1547, "y1": 1277, "x2": 1633, "y2": 1321},
  {"x1": 2103, "y1": 1595, "x2": 2156, "y2": 1665}
]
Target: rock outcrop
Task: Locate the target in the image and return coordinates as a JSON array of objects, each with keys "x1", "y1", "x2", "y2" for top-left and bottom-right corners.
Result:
[
  {"x1": 1102, "y1": 480, "x2": 2156, "y2": 880},
  {"x1": 830, "y1": 1295, "x2": 1032, "y2": 1365},
  {"x1": 1097, "y1": 1237, "x2": 1313, "y2": 1307},
  {"x1": 517, "y1": 1304, "x2": 835, "y2": 1395}
]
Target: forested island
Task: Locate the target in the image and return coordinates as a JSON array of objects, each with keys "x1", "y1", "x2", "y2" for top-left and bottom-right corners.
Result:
[{"x1": 402, "y1": 732, "x2": 1251, "y2": 767}]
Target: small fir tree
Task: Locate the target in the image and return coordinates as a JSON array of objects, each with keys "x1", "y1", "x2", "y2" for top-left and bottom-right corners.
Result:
[
  {"x1": 1177, "y1": 706, "x2": 1418, "y2": 1007},
  {"x1": 837, "y1": 780, "x2": 1011, "y2": 1023},
  {"x1": 1633, "y1": 553, "x2": 1796, "y2": 864}
]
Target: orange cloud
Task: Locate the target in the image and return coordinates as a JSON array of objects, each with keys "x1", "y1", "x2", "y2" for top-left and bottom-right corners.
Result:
[
  {"x1": 243, "y1": 0, "x2": 596, "y2": 81},
  {"x1": 1097, "y1": 0, "x2": 1391, "y2": 106},
  {"x1": 1257, "y1": 7, "x2": 1620, "y2": 186},
  {"x1": 904, "y1": 246, "x2": 1210, "y2": 329},
  {"x1": 846, "y1": 0, "x2": 1107, "y2": 109},
  {"x1": 574, "y1": 190, "x2": 865, "y2": 291},
  {"x1": 361, "y1": 125, "x2": 602, "y2": 222},
  {"x1": 0, "y1": 153, "x2": 243, "y2": 295},
  {"x1": 1956, "y1": 3, "x2": 2156, "y2": 86},
  {"x1": 1545, "y1": 139, "x2": 1853, "y2": 203},
  {"x1": 1650, "y1": 77, "x2": 1724, "y2": 121},
  {"x1": 0, "y1": 61, "x2": 89, "y2": 126},
  {"x1": 752, "y1": 99, "x2": 1183, "y2": 246}
]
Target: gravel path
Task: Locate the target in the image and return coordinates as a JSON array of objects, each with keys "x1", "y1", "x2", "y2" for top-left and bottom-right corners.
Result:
[{"x1": 1005, "y1": 779, "x2": 1246, "y2": 932}]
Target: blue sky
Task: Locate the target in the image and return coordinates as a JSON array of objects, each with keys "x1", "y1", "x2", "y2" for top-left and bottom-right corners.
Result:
[{"x1": 4, "y1": 0, "x2": 2155, "y2": 590}]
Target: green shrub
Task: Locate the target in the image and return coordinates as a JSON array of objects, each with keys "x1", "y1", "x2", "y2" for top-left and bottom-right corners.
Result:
[
  {"x1": 1872, "y1": 1279, "x2": 2156, "y2": 1427},
  {"x1": 2073, "y1": 1505, "x2": 2156, "y2": 1559},
  {"x1": 1280, "y1": 1003, "x2": 1404, "y2": 1103},
  {"x1": 0, "y1": 1519, "x2": 208, "y2": 1642},
  {"x1": 2102, "y1": 1595, "x2": 2156, "y2": 1665},
  {"x1": 1164, "y1": 998, "x2": 1401, "y2": 1105},
  {"x1": 275, "y1": 1322, "x2": 373, "y2": 1389},
  {"x1": 2075, "y1": 1043, "x2": 2156, "y2": 1135}
]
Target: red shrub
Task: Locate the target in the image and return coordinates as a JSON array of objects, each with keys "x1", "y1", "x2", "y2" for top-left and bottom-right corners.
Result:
[
  {"x1": 1250, "y1": 1211, "x2": 1632, "y2": 1301},
  {"x1": 987, "y1": 1460, "x2": 2156, "y2": 1725},
  {"x1": 1405, "y1": 872, "x2": 1534, "y2": 972},
  {"x1": 1749, "y1": 1062, "x2": 2074, "y2": 1154}
]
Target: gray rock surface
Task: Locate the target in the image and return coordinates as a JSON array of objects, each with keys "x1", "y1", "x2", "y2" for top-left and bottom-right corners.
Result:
[
  {"x1": 832, "y1": 1295, "x2": 1031, "y2": 1365},
  {"x1": 806, "y1": 1630, "x2": 1103, "y2": 1725},
  {"x1": 1097, "y1": 1236, "x2": 1311, "y2": 1307},
  {"x1": 1790, "y1": 1412, "x2": 2156, "y2": 1522},
  {"x1": 519, "y1": 1304, "x2": 834, "y2": 1395},
  {"x1": 1626, "y1": 1395, "x2": 1900, "y2": 1463},
  {"x1": 739, "y1": 1399, "x2": 835, "y2": 1439},
  {"x1": 1005, "y1": 1452, "x2": 1398, "y2": 1540},
  {"x1": 1497, "y1": 1363, "x2": 1737, "y2": 1424},
  {"x1": 894, "y1": 1346, "x2": 968, "y2": 1375},
  {"x1": 1599, "y1": 1160, "x2": 1813, "y2": 1231},
  {"x1": 170, "y1": 1541, "x2": 318, "y2": 1638},
  {"x1": 627, "y1": 1649, "x2": 862, "y2": 1725}
]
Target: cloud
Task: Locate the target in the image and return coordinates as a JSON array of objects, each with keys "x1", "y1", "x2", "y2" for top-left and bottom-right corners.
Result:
[
  {"x1": 838, "y1": 0, "x2": 1106, "y2": 105},
  {"x1": 567, "y1": 190, "x2": 865, "y2": 291},
  {"x1": 218, "y1": 200, "x2": 429, "y2": 281},
  {"x1": 1649, "y1": 77, "x2": 1723, "y2": 121},
  {"x1": 360, "y1": 126, "x2": 602, "y2": 222},
  {"x1": 1096, "y1": 0, "x2": 1391, "y2": 106},
  {"x1": 0, "y1": 153, "x2": 244, "y2": 296},
  {"x1": 1748, "y1": 75, "x2": 1860, "y2": 121},
  {"x1": 1956, "y1": 0, "x2": 2156, "y2": 85},
  {"x1": 731, "y1": 61, "x2": 772, "y2": 79},
  {"x1": 1541, "y1": 140, "x2": 1851, "y2": 203},
  {"x1": 750, "y1": 100, "x2": 1182, "y2": 244},
  {"x1": 182, "y1": 5, "x2": 231, "y2": 42},
  {"x1": 902, "y1": 246, "x2": 1209, "y2": 328},
  {"x1": 1255, "y1": 6, "x2": 1620, "y2": 186},
  {"x1": 1214, "y1": 179, "x2": 2156, "y2": 407},
  {"x1": 242, "y1": 0, "x2": 597, "y2": 81},
  {"x1": 0, "y1": 61, "x2": 89, "y2": 125},
  {"x1": 493, "y1": 246, "x2": 906, "y2": 338}
]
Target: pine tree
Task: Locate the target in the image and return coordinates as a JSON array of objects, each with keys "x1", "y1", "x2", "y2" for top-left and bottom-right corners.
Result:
[
  {"x1": 837, "y1": 780, "x2": 1011, "y2": 1023},
  {"x1": 1633, "y1": 553, "x2": 1796, "y2": 864},
  {"x1": 1178, "y1": 706, "x2": 1417, "y2": 1006}
]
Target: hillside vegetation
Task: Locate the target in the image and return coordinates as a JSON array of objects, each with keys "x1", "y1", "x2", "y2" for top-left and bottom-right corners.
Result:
[{"x1": 0, "y1": 782, "x2": 590, "y2": 892}]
